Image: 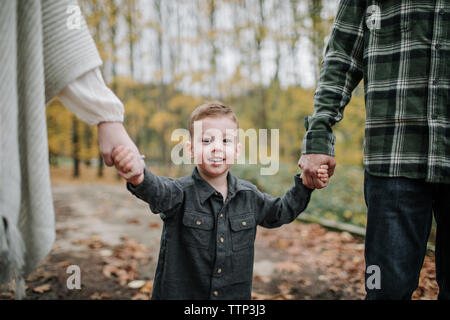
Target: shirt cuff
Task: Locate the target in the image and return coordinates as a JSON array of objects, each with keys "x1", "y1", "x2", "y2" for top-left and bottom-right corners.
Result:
[
  {"x1": 57, "y1": 67, "x2": 124, "y2": 126},
  {"x1": 126, "y1": 168, "x2": 151, "y2": 198},
  {"x1": 301, "y1": 131, "x2": 336, "y2": 156},
  {"x1": 301, "y1": 116, "x2": 336, "y2": 156},
  {"x1": 294, "y1": 174, "x2": 314, "y2": 194}
]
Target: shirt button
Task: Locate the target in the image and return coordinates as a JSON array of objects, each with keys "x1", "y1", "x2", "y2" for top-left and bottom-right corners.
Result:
[
  {"x1": 219, "y1": 236, "x2": 224, "y2": 243},
  {"x1": 433, "y1": 80, "x2": 438, "y2": 85},
  {"x1": 435, "y1": 44, "x2": 441, "y2": 50},
  {"x1": 213, "y1": 291, "x2": 219, "y2": 297},
  {"x1": 432, "y1": 114, "x2": 438, "y2": 120},
  {"x1": 217, "y1": 268, "x2": 222, "y2": 274},
  {"x1": 196, "y1": 220, "x2": 202, "y2": 226},
  {"x1": 439, "y1": 9, "x2": 445, "y2": 16},
  {"x1": 219, "y1": 213, "x2": 224, "y2": 218},
  {"x1": 242, "y1": 221, "x2": 247, "y2": 226}
]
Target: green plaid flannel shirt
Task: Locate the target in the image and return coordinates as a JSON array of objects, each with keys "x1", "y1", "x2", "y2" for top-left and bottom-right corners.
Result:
[{"x1": 302, "y1": 0, "x2": 450, "y2": 183}]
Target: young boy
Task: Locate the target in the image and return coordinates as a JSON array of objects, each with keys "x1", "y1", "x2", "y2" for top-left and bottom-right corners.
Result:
[{"x1": 112, "y1": 101, "x2": 328, "y2": 300}]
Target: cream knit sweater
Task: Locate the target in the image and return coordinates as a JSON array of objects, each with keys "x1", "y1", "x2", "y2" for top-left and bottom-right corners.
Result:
[{"x1": 0, "y1": 0, "x2": 102, "y2": 298}]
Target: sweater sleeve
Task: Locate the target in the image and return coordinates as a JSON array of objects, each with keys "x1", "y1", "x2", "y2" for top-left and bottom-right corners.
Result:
[
  {"x1": 57, "y1": 68, "x2": 124, "y2": 125},
  {"x1": 42, "y1": 0, "x2": 102, "y2": 103}
]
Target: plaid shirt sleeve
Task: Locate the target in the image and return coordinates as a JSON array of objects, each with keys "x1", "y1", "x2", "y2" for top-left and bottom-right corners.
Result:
[{"x1": 302, "y1": 0, "x2": 365, "y2": 156}]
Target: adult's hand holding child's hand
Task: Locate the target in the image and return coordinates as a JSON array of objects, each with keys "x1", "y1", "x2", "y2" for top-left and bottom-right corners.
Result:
[
  {"x1": 300, "y1": 164, "x2": 330, "y2": 189},
  {"x1": 98, "y1": 122, "x2": 140, "y2": 167},
  {"x1": 111, "y1": 145, "x2": 145, "y2": 186},
  {"x1": 298, "y1": 154, "x2": 336, "y2": 189}
]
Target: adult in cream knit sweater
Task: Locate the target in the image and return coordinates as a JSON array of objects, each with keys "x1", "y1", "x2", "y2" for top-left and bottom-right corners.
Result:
[{"x1": 0, "y1": 0, "x2": 144, "y2": 298}]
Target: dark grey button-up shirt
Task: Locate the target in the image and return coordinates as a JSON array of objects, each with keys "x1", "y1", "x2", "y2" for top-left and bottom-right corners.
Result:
[{"x1": 127, "y1": 167, "x2": 312, "y2": 300}]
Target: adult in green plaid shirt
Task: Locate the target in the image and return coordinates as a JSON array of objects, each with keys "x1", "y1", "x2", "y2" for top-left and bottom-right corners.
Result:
[{"x1": 299, "y1": 0, "x2": 450, "y2": 299}]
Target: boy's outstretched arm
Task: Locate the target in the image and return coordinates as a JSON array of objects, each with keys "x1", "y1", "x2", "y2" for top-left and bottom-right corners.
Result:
[
  {"x1": 112, "y1": 146, "x2": 184, "y2": 218},
  {"x1": 257, "y1": 166, "x2": 328, "y2": 228}
]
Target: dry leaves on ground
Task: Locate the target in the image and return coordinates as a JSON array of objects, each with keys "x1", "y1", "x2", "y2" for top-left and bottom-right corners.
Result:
[{"x1": 253, "y1": 222, "x2": 438, "y2": 300}]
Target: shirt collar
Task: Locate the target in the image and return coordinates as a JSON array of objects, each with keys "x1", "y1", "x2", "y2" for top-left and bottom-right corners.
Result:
[{"x1": 191, "y1": 166, "x2": 247, "y2": 204}]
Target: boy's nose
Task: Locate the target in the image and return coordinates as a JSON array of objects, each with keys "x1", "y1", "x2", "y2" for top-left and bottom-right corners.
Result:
[{"x1": 212, "y1": 140, "x2": 224, "y2": 151}]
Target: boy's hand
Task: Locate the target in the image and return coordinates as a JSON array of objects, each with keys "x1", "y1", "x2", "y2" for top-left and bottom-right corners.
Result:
[
  {"x1": 111, "y1": 145, "x2": 145, "y2": 186},
  {"x1": 300, "y1": 164, "x2": 329, "y2": 189},
  {"x1": 317, "y1": 165, "x2": 329, "y2": 186}
]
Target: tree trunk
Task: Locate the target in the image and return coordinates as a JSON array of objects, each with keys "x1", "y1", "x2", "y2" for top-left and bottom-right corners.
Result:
[
  {"x1": 72, "y1": 116, "x2": 80, "y2": 178},
  {"x1": 97, "y1": 152, "x2": 104, "y2": 177}
]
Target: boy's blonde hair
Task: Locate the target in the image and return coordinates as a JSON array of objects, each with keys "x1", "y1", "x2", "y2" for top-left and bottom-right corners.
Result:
[{"x1": 189, "y1": 101, "x2": 239, "y2": 137}]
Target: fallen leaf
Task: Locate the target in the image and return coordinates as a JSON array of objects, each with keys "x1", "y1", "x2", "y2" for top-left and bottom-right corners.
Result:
[
  {"x1": 275, "y1": 261, "x2": 301, "y2": 273},
  {"x1": 90, "y1": 292, "x2": 111, "y2": 300},
  {"x1": 148, "y1": 222, "x2": 160, "y2": 229},
  {"x1": 102, "y1": 265, "x2": 120, "y2": 278},
  {"x1": 0, "y1": 292, "x2": 14, "y2": 299},
  {"x1": 58, "y1": 261, "x2": 71, "y2": 268},
  {"x1": 132, "y1": 293, "x2": 150, "y2": 300},
  {"x1": 318, "y1": 274, "x2": 329, "y2": 281},
  {"x1": 253, "y1": 275, "x2": 271, "y2": 284},
  {"x1": 99, "y1": 249, "x2": 113, "y2": 257},
  {"x1": 33, "y1": 284, "x2": 51, "y2": 294},
  {"x1": 127, "y1": 218, "x2": 140, "y2": 225},
  {"x1": 140, "y1": 280, "x2": 154, "y2": 294},
  {"x1": 128, "y1": 280, "x2": 146, "y2": 289},
  {"x1": 340, "y1": 232, "x2": 354, "y2": 242},
  {"x1": 277, "y1": 282, "x2": 293, "y2": 295},
  {"x1": 251, "y1": 292, "x2": 274, "y2": 300}
]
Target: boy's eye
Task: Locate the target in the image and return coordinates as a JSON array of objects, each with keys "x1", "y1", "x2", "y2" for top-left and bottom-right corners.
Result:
[
  {"x1": 223, "y1": 138, "x2": 232, "y2": 144},
  {"x1": 202, "y1": 137, "x2": 212, "y2": 143}
]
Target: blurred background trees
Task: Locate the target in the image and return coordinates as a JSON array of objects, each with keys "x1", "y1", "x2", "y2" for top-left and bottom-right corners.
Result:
[{"x1": 46, "y1": 0, "x2": 367, "y2": 226}]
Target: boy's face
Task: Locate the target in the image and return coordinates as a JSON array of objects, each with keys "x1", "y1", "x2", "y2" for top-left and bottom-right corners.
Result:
[{"x1": 186, "y1": 115, "x2": 241, "y2": 178}]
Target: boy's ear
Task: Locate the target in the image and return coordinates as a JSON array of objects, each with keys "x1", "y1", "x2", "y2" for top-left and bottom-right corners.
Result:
[{"x1": 235, "y1": 142, "x2": 242, "y2": 159}]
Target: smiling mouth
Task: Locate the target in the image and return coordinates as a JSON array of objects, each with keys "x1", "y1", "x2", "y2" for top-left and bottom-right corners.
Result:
[{"x1": 208, "y1": 158, "x2": 225, "y2": 163}]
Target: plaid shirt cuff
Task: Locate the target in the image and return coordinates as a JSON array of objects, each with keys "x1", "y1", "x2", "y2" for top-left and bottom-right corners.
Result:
[
  {"x1": 301, "y1": 131, "x2": 335, "y2": 156},
  {"x1": 301, "y1": 116, "x2": 335, "y2": 156}
]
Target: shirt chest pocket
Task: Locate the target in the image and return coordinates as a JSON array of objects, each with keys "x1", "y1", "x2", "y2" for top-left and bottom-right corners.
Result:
[
  {"x1": 229, "y1": 214, "x2": 256, "y2": 251},
  {"x1": 367, "y1": 1, "x2": 410, "y2": 37},
  {"x1": 182, "y1": 212, "x2": 214, "y2": 249}
]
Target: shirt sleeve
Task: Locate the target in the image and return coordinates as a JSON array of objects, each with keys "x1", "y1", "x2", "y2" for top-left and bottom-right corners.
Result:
[
  {"x1": 302, "y1": 0, "x2": 365, "y2": 156},
  {"x1": 57, "y1": 67, "x2": 124, "y2": 126},
  {"x1": 126, "y1": 168, "x2": 184, "y2": 219},
  {"x1": 255, "y1": 174, "x2": 313, "y2": 228}
]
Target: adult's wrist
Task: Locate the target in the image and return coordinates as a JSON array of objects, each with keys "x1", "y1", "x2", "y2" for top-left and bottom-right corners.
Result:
[
  {"x1": 301, "y1": 130, "x2": 335, "y2": 156},
  {"x1": 97, "y1": 121, "x2": 123, "y2": 127}
]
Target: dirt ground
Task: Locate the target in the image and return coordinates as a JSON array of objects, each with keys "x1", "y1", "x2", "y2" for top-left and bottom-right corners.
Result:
[{"x1": 0, "y1": 183, "x2": 439, "y2": 300}]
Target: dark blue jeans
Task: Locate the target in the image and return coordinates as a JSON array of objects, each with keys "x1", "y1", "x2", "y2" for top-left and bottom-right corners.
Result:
[{"x1": 364, "y1": 170, "x2": 450, "y2": 300}]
